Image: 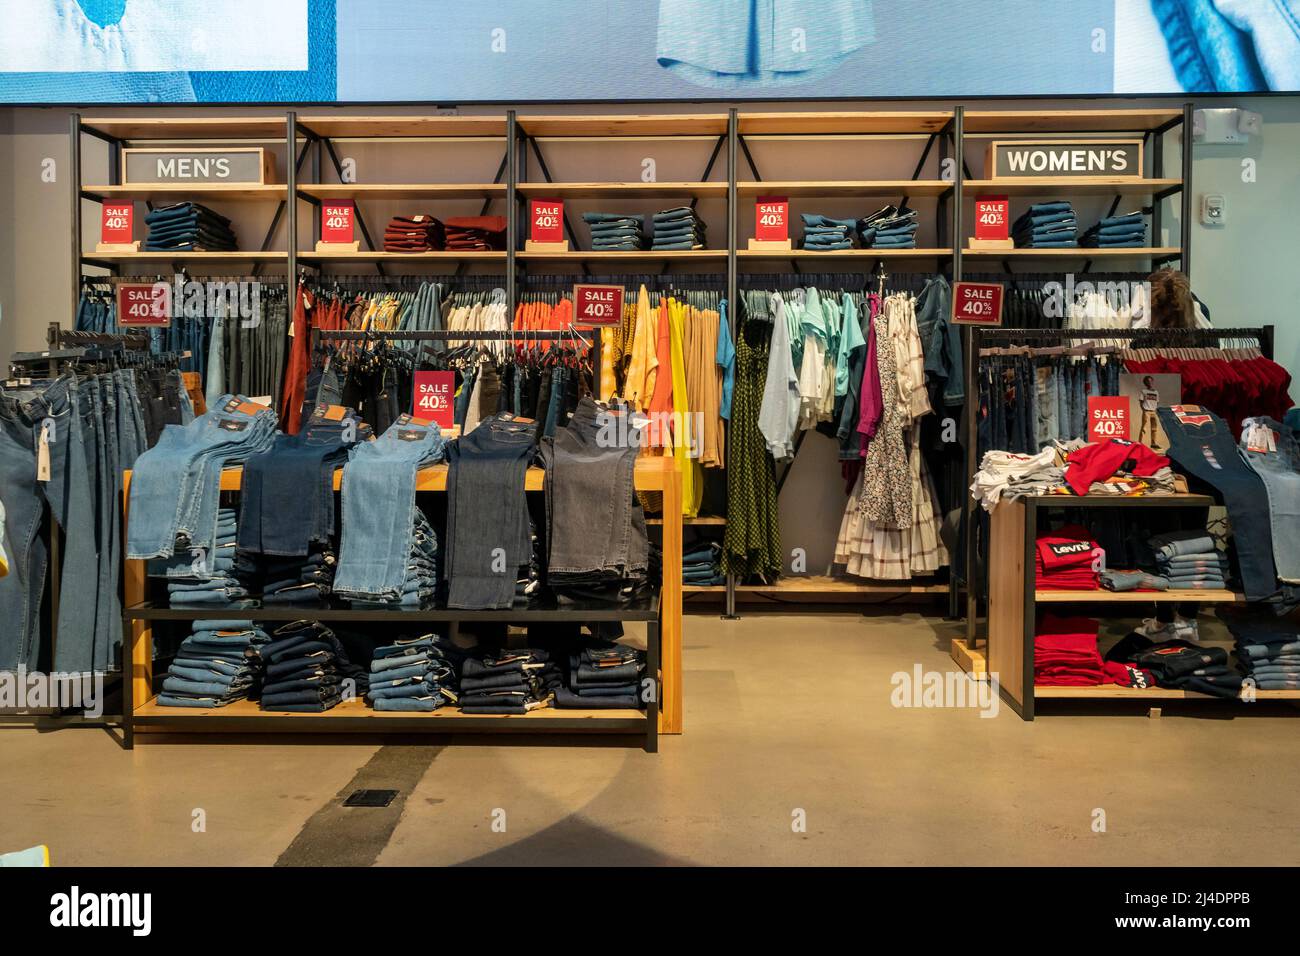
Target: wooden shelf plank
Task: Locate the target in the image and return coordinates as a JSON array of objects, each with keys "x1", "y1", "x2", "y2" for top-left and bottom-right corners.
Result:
[
  {"x1": 964, "y1": 109, "x2": 1183, "y2": 133},
  {"x1": 134, "y1": 696, "x2": 645, "y2": 722},
  {"x1": 81, "y1": 116, "x2": 288, "y2": 141},
  {"x1": 963, "y1": 247, "x2": 1181, "y2": 257},
  {"x1": 298, "y1": 183, "x2": 505, "y2": 200},
  {"x1": 736, "y1": 180, "x2": 951, "y2": 197},
  {"x1": 646, "y1": 516, "x2": 727, "y2": 526},
  {"x1": 1036, "y1": 589, "x2": 1243, "y2": 603},
  {"x1": 732, "y1": 576, "x2": 947, "y2": 594},
  {"x1": 82, "y1": 251, "x2": 286, "y2": 262},
  {"x1": 298, "y1": 250, "x2": 506, "y2": 262},
  {"x1": 84, "y1": 184, "x2": 285, "y2": 202},
  {"x1": 738, "y1": 111, "x2": 952, "y2": 135},
  {"x1": 963, "y1": 178, "x2": 1181, "y2": 196},
  {"x1": 1035, "y1": 686, "x2": 1300, "y2": 701},
  {"x1": 517, "y1": 114, "x2": 729, "y2": 137},
  {"x1": 516, "y1": 181, "x2": 727, "y2": 198},
  {"x1": 517, "y1": 250, "x2": 726, "y2": 261},
  {"x1": 297, "y1": 115, "x2": 506, "y2": 138},
  {"x1": 738, "y1": 248, "x2": 953, "y2": 259}
]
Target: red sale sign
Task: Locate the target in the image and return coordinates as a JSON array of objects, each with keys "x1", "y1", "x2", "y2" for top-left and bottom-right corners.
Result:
[
  {"x1": 974, "y1": 195, "x2": 1009, "y2": 241},
  {"x1": 951, "y1": 281, "x2": 1005, "y2": 325},
  {"x1": 116, "y1": 282, "x2": 171, "y2": 327},
  {"x1": 101, "y1": 203, "x2": 134, "y2": 244},
  {"x1": 755, "y1": 196, "x2": 789, "y2": 242},
  {"x1": 530, "y1": 198, "x2": 563, "y2": 243},
  {"x1": 573, "y1": 283, "x2": 624, "y2": 327},
  {"x1": 321, "y1": 200, "x2": 355, "y2": 243},
  {"x1": 1088, "y1": 397, "x2": 1130, "y2": 442},
  {"x1": 412, "y1": 371, "x2": 455, "y2": 429}
]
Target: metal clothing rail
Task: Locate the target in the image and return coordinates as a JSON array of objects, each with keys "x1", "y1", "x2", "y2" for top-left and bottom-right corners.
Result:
[{"x1": 962, "y1": 323, "x2": 1276, "y2": 649}]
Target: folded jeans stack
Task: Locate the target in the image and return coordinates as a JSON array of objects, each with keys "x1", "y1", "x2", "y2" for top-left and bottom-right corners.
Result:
[
  {"x1": 1149, "y1": 530, "x2": 1229, "y2": 590},
  {"x1": 683, "y1": 541, "x2": 723, "y2": 587},
  {"x1": 1081, "y1": 211, "x2": 1148, "y2": 248},
  {"x1": 583, "y1": 212, "x2": 647, "y2": 251},
  {"x1": 344, "y1": 507, "x2": 439, "y2": 609},
  {"x1": 156, "y1": 620, "x2": 269, "y2": 708},
  {"x1": 459, "y1": 649, "x2": 561, "y2": 714},
  {"x1": 259, "y1": 620, "x2": 368, "y2": 712},
  {"x1": 1108, "y1": 632, "x2": 1242, "y2": 699},
  {"x1": 443, "y1": 216, "x2": 507, "y2": 251},
  {"x1": 366, "y1": 633, "x2": 463, "y2": 712},
  {"x1": 159, "y1": 507, "x2": 253, "y2": 606},
  {"x1": 801, "y1": 213, "x2": 856, "y2": 251},
  {"x1": 1228, "y1": 618, "x2": 1300, "y2": 690},
  {"x1": 250, "y1": 547, "x2": 337, "y2": 605},
  {"x1": 556, "y1": 640, "x2": 646, "y2": 709},
  {"x1": 1012, "y1": 201, "x2": 1078, "y2": 248},
  {"x1": 858, "y1": 205, "x2": 918, "y2": 249},
  {"x1": 143, "y1": 202, "x2": 237, "y2": 252},
  {"x1": 651, "y1": 206, "x2": 706, "y2": 250},
  {"x1": 383, "y1": 215, "x2": 445, "y2": 252},
  {"x1": 1035, "y1": 524, "x2": 1103, "y2": 590}
]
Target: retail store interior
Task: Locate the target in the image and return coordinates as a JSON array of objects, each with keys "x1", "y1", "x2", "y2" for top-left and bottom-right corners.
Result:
[{"x1": 2, "y1": 95, "x2": 1299, "y2": 868}]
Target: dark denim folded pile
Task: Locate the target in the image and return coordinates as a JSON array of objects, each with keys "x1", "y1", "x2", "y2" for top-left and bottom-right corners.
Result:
[
  {"x1": 858, "y1": 205, "x2": 918, "y2": 249},
  {"x1": 366, "y1": 633, "x2": 464, "y2": 712},
  {"x1": 1106, "y1": 631, "x2": 1243, "y2": 699},
  {"x1": 652, "y1": 205, "x2": 706, "y2": 250},
  {"x1": 1081, "y1": 211, "x2": 1148, "y2": 248},
  {"x1": 1228, "y1": 614, "x2": 1300, "y2": 691},
  {"x1": 458, "y1": 649, "x2": 561, "y2": 714},
  {"x1": 583, "y1": 211, "x2": 647, "y2": 251},
  {"x1": 259, "y1": 621, "x2": 368, "y2": 713},
  {"x1": 555, "y1": 639, "x2": 646, "y2": 709},
  {"x1": 683, "y1": 541, "x2": 723, "y2": 587},
  {"x1": 1012, "y1": 201, "x2": 1078, "y2": 248},
  {"x1": 144, "y1": 202, "x2": 237, "y2": 252},
  {"x1": 801, "y1": 213, "x2": 856, "y2": 250},
  {"x1": 156, "y1": 620, "x2": 269, "y2": 708}
]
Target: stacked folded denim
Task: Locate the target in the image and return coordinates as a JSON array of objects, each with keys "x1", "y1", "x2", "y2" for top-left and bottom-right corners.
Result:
[
  {"x1": 583, "y1": 212, "x2": 647, "y2": 251},
  {"x1": 127, "y1": 395, "x2": 279, "y2": 571},
  {"x1": 383, "y1": 214, "x2": 445, "y2": 252},
  {"x1": 143, "y1": 202, "x2": 237, "y2": 252},
  {"x1": 858, "y1": 205, "x2": 919, "y2": 249},
  {"x1": 157, "y1": 620, "x2": 269, "y2": 707},
  {"x1": 651, "y1": 206, "x2": 706, "y2": 250},
  {"x1": 343, "y1": 508, "x2": 439, "y2": 609},
  {"x1": 160, "y1": 507, "x2": 255, "y2": 607},
  {"x1": 1081, "y1": 211, "x2": 1148, "y2": 248},
  {"x1": 1012, "y1": 201, "x2": 1078, "y2": 248},
  {"x1": 556, "y1": 640, "x2": 646, "y2": 709},
  {"x1": 444, "y1": 215, "x2": 507, "y2": 251},
  {"x1": 801, "y1": 213, "x2": 856, "y2": 250},
  {"x1": 366, "y1": 633, "x2": 463, "y2": 712},
  {"x1": 683, "y1": 541, "x2": 724, "y2": 587},
  {"x1": 1228, "y1": 618, "x2": 1300, "y2": 690},
  {"x1": 459, "y1": 649, "x2": 561, "y2": 714},
  {"x1": 260, "y1": 620, "x2": 368, "y2": 712},
  {"x1": 1149, "y1": 530, "x2": 1230, "y2": 590},
  {"x1": 252, "y1": 547, "x2": 337, "y2": 605},
  {"x1": 1107, "y1": 632, "x2": 1242, "y2": 699}
]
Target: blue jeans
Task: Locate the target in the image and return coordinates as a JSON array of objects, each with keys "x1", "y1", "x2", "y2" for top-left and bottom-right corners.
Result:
[
  {"x1": 1152, "y1": 0, "x2": 1270, "y2": 91},
  {"x1": 1240, "y1": 416, "x2": 1300, "y2": 583}
]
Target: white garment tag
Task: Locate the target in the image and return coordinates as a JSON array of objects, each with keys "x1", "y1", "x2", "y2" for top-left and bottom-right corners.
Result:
[{"x1": 37, "y1": 419, "x2": 53, "y2": 482}]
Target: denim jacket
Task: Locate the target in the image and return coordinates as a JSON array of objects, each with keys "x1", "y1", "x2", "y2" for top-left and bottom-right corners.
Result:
[{"x1": 913, "y1": 277, "x2": 963, "y2": 407}]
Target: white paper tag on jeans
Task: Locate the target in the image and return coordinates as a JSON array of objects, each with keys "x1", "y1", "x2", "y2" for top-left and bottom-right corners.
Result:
[{"x1": 36, "y1": 421, "x2": 52, "y2": 482}]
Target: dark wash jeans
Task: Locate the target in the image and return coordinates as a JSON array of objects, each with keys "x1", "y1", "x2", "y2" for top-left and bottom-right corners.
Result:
[{"x1": 1159, "y1": 406, "x2": 1277, "y2": 599}]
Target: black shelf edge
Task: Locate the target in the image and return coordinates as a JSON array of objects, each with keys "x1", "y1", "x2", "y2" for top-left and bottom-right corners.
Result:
[
  {"x1": 124, "y1": 596, "x2": 660, "y2": 623},
  {"x1": 1022, "y1": 494, "x2": 1216, "y2": 508},
  {"x1": 131, "y1": 713, "x2": 647, "y2": 733}
]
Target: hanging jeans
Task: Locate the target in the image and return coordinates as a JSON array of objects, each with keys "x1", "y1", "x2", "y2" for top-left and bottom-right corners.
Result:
[
  {"x1": 1240, "y1": 416, "x2": 1300, "y2": 584},
  {"x1": 1159, "y1": 405, "x2": 1277, "y2": 599},
  {"x1": 0, "y1": 376, "x2": 100, "y2": 672}
]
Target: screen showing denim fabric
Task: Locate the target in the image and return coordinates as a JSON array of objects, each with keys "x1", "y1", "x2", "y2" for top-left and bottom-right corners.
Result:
[{"x1": 3, "y1": 1, "x2": 1297, "y2": 102}]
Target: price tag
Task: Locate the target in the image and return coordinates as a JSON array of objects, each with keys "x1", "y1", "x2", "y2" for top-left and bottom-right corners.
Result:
[
  {"x1": 412, "y1": 371, "x2": 455, "y2": 429},
  {"x1": 101, "y1": 202, "x2": 134, "y2": 244},
  {"x1": 573, "y1": 283, "x2": 624, "y2": 327},
  {"x1": 530, "y1": 198, "x2": 563, "y2": 243},
  {"x1": 974, "y1": 195, "x2": 1009, "y2": 241},
  {"x1": 755, "y1": 196, "x2": 789, "y2": 242},
  {"x1": 951, "y1": 281, "x2": 1005, "y2": 325},
  {"x1": 321, "y1": 200, "x2": 355, "y2": 243},
  {"x1": 1088, "y1": 397, "x2": 1130, "y2": 442},
  {"x1": 115, "y1": 281, "x2": 171, "y2": 327}
]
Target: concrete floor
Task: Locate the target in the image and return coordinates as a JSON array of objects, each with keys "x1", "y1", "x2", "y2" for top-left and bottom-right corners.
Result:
[{"x1": 4, "y1": 609, "x2": 1300, "y2": 866}]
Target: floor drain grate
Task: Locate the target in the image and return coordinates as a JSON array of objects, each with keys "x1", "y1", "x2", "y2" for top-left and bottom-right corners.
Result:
[{"x1": 343, "y1": 789, "x2": 398, "y2": 808}]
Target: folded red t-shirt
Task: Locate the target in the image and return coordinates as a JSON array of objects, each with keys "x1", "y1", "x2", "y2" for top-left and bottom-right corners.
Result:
[{"x1": 1065, "y1": 439, "x2": 1169, "y2": 496}]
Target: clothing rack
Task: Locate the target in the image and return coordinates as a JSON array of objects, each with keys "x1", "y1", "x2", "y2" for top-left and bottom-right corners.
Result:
[{"x1": 962, "y1": 323, "x2": 1277, "y2": 650}]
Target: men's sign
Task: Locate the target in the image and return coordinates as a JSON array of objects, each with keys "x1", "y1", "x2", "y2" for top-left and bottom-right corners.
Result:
[{"x1": 123, "y1": 147, "x2": 275, "y2": 184}]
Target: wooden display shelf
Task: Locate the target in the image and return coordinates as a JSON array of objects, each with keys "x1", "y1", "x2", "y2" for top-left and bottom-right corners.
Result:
[
  {"x1": 297, "y1": 250, "x2": 506, "y2": 263},
  {"x1": 1034, "y1": 686, "x2": 1300, "y2": 701},
  {"x1": 963, "y1": 247, "x2": 1181, "y2": 258},
  {"x1": 963, "y1": 178, "x2": 1181, "y2": 196},
  {"x1": 736, "y1": 180, "x2": 951, "y2": 197},
  {"x1": 297, "y1": 183, "x2": 505, "y2": 200},
  {"x1": 297, "y1": 115, "x2": 507, "y2": 139},
  {"x1": 964, "y1": 109, "x2": 1183, "y2": 133},
  {"x1": 83, "y1": 184, "x2": 285, "y2": 202},
  {"x1": 1036, "y1": 589, "x2": 1243, "y2": 603},
  {"x1": 516, "y1": 181, "x2": 727, "y2": 198},
  {"x1": 81, "y1": 116, "x2": 288, "y2": 141},
  {"x1": 738, "y1": 248, "x2": 953, "y2": 259},
  {"x1": 82, "y1": 251, "x2": 287, "y2": 262},
  {"x1": 517, "y1": 249, "x2": 726, "y2": 261},
  {"x1": 646, "y1": 516, "x2": 727, "y2": 526},
  {"x1": 517, "y1": 114, "x2": 729, "y2": 137},
  {"x1": 738, "y1": 111, "x2": 952, "y2": 135},
  {"x1": 134, "y1": 696, "x2": 646, "y2": 724}
]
